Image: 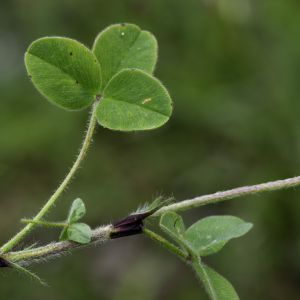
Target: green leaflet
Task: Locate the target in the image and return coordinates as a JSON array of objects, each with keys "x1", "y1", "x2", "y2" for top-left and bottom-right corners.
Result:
[
  {"x1": 25, "y1": 37, "x2": 101, "y2": 110},
  {"x1": 67, "y1": 223, "x2": 92, "y2": 244},
  {"x1": 193, "y1": 263, "x2": 239, "y2": 300},
  {"x1": 92, "y1": 23, "x2": 157, "y2": 92},
  {"x1": 186, "y1": 216, "x2": 253, "y2": 255},
  {"x1": 67, "y1": 198, "x2": 86, "y2": 223},
  {"x1": 96, "y1": 69, "x2": 172, "y2": 131}
]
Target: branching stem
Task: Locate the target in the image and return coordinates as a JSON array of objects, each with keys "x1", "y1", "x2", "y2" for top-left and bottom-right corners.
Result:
[
  {"x1": 0, "y1": 100, "x2": 99, "y2": 254},
  {"x1": 2, "y1": 153, "x2": 300, "y2": 265}
]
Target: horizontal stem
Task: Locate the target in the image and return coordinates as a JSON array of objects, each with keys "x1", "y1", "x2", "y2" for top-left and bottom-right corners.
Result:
[
  {"x1": 151, "y1": 175, "x2": 300, "y2": 218},
  {"x1": 3, "y1": 225, "x2": 112, "y2": 263},
  {"x1": 21, "y1": 220, "x2": 68, "y2": 227},
  {"x1": 3, "y1": 175, "x2": 300, "y2": 265}
]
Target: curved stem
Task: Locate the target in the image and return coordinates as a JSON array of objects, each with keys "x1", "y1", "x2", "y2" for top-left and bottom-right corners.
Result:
[
  {"x1": 151, "y1": 175, "x2": 300, "y2": 218},
  {"x1": 0, "y1": 101, "x2": 99, "y2": 254}
]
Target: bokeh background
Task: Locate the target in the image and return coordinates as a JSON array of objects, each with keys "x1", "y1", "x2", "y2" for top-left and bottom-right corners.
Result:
[{"x1": 1, "y1": 0, "x2": 300, "y2": 299}]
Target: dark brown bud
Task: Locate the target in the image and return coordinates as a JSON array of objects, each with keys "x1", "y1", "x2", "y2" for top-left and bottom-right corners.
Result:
[
  {"x1": 110, "y1": 212, "x2": 151, "y2": 239},
  {"x1": 0, "y1": 257, "x2": 11, "y2": 268}
]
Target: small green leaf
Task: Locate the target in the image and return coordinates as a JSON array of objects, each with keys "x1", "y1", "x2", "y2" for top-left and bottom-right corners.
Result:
[
  {"x1": 67, "y1": 223, "x2": 92, "y2": 244},
  {"x1": 67, "y1": 198, "x2": 86, "y2": 223},
  {"x1": 193, "y1": 263, "x2": 239, "y2": 300},
  {"x1": 185, "y1": 216, "x2": 253, "y2": 255},
  {"x1": 25, "y1": 37, "x2": 101, "y2": 110},
  {"x1": 96, "y1": 69, "x2": 172, "y2": 131},
  {"x1": 160, "y1": 212, "x2": 199, "y2": 261},
  {"x1": 92, "y1": 23, "x2": 157, "y2": 92},
  {"x1": 59, "y1": 227, "x2": 69, "y2": 241}
]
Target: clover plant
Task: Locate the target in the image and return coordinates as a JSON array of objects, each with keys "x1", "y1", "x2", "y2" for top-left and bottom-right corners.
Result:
[{"x1": 1, "y1": 23, "x2": 300, "y2": 300}]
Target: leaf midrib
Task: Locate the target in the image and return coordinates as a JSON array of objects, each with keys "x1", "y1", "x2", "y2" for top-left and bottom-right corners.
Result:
[
  {"x1": 27, "y1": 52, "x2": 97, "y2": 94},
  {"x1": 116, "y1": 30, "x2": 143, "y2": 72},
  {"x1": 102, "y1": 96, "x2": 170, "y2": 117},
  {"x1": 200, "y1": 264, "x2": 217, "y2": 300},
  {"x1": 100, "y1": 29, "x2": 149, "y2": 92}
]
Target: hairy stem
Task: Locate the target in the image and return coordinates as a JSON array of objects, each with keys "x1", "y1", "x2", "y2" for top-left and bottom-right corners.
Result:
[
  {"x1": 3, "y1": 225, "x2": 112, "y2": 263},
  {"x1": 151, "y1": 175, "x2": 300, "y2": 218},
  {"x1": 21, "y1": 219, "x2": 68, "y2": 227},
  {"x1": 3, "y1": 175, "x2": 300, "y2": 264},
  {"x1": 3, "y1": 226, "x2": 186, "y2": 264},
  {"x1": 0, "y1": 100, "x2": 99, "y2": 254},
  {"x1": 142, "y1": 228, "x2": 187, "y2": 260}
]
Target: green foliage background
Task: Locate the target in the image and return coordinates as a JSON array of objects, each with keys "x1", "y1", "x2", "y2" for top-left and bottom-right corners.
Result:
[{"x1": 1, "y1": 0, "x2": 300, "y2": 299}]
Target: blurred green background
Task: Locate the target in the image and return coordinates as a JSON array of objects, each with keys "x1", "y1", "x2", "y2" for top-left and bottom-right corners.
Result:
[{"x1": 1, "y1": 0, "x2": 300, "y2": 299}]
